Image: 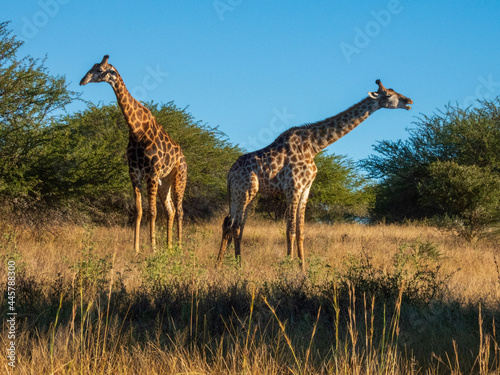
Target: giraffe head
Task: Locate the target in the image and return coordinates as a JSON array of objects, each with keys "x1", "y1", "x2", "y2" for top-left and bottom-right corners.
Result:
[
  {"x1": 79, "y1": 55, "x2": 118, "y2": 87},
  {"x1": 368, "y1": 79, "x2": 413, "y2": 110}
]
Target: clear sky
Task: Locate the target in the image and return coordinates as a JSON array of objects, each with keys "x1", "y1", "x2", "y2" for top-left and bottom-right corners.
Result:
[{"x1": 3, "y1": 1, "x2": 500, "y2": 162}]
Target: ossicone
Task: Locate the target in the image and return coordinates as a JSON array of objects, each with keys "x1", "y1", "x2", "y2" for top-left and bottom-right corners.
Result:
[{"x1": 375, "y1": 79, "x2": 387, "y2": 92}]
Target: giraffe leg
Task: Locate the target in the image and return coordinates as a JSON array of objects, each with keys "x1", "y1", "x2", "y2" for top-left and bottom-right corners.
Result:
[
  {"x1": 158, "y1": 181, "x2": 175, "y2": 249},
  {"x1": 166, "y1": 196, "x2": 175, "y2": 248},
  {"x1": 172, "y1": 165, "x2": 186, "y2": 249},
  {"x1": 285, "y1": 191, "x2": 301, "y2": 259},
  {"x1": 232, "y1": 178, "x2": 258, "y2": 261},
  {"x1": 147, "y1": 178, "x2": 159, "y2": 252},
  {"x1": 218, "y1": 175, "x2": 258, "y2": 265},
  {"x1": 232, "y1": 203, "x2": 248, "y2": 260},
  {"x1": 296, "y1": 185, "x2": 312, "y2": 272},
  {"x1": 133, "y1": 184, "x2": 142, "y2": 253}
]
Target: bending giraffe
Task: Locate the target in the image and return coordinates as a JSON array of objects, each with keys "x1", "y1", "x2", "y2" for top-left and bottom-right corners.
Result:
[
  {"x1": 80, "y1": 55, "x2": 187, "y2": 253},
  {"x1": 217, "y1": 80, "x2": 412, "y2": 271}
]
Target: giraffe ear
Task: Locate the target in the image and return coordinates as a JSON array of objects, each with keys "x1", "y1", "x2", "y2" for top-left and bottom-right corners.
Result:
[{"x1": 368, "y1": 91, "x2": 379, "y2": 99}]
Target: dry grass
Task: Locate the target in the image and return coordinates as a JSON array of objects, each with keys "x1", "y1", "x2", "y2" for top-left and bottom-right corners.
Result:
[
  {"x1": 4, "y1": 217, "x2": 498, "y2": 304},
  {"x1": 1, "y1": 215, "x2": 499, "y2": 374}
]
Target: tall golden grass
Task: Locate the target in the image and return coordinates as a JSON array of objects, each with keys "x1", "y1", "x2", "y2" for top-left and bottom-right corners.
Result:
[{"x1": 1, "y1": 216, "x2": 499, "y2": 374}]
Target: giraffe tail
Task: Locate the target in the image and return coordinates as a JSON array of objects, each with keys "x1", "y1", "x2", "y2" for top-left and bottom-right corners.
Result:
[{"x1": 217, "y1": 214, "x2": 233, "y2": 265}]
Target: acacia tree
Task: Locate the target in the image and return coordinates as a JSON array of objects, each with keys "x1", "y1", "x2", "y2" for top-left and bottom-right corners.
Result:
[
  {"x1": 362, "y1": 100, "x2": 500, "y2": 240},
  {"x1": 307, "y1": 153, "x2": 374, "y2": 222},
  {"x1": 37, "y1": 102, "x2": 242, "y2": 223},
  {"x1": 0, "y1": 22, "x2": 76, "y2": 198},
  {"x1": 419, "y1": 161, "x2": 500, "y2": 241},
  {"x1": 0, "y1": 23, "x2": 241, "y2": 223}
]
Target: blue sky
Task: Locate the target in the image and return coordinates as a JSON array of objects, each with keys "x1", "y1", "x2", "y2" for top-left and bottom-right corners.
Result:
[{"x1": 3, "y1": 1, "x2": 500, "y2": 163}]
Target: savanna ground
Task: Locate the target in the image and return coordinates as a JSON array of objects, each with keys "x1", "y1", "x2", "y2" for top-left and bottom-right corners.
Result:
[{"x1": 1, "y1": 216, "x2": 500, "y2": 374}]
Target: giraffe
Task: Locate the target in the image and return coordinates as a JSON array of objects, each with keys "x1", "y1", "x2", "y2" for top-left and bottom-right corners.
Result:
[
  {"x1": 217, "y1": 80, "x2": 412, "y2": 271},
  {"x1": 80, "y1": 55, "x2": 187, "y2": 253}
]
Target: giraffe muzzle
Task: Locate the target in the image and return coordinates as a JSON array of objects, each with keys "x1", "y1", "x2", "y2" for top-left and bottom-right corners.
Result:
[
  {"x1": 405, "y1": 98, "x2": 413, "y2": 110},
  {"x1": 79, "y1": 74, "x2": 91, "y2": 86}
]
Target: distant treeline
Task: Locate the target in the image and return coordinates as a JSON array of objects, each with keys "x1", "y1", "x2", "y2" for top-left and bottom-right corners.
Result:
[
  {"x1": 362, "y1": 99, "x2": 500, "y2": 241},
  {"x1": 0, "y1": 22, "x2": 498, "y2": 240},
  {"x1": 0, "y1": 22, "x2": 372, "y2": 226}
]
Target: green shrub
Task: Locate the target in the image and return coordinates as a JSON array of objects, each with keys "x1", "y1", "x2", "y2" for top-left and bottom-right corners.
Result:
[
  {"x1": 342, "y1": 240, "x2": 450, "y2": 303},
  {"x1": 419, "y1": 161, "x2": 500, "y2": 241},
  {"x1": 363, "y1": 99, "x2": 500, "y2": 228},
  {"x1": 68, "y1": 229, "x2": 113, "y2": 296}
]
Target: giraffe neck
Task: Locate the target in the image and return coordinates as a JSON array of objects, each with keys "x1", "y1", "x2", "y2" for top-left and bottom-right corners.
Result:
[
  {"x1": 110, "y1": 70, "x2": 152, "y2": 140},
  {"x1": 303, "y1": 97, "x2": 380, "y2": 156}
]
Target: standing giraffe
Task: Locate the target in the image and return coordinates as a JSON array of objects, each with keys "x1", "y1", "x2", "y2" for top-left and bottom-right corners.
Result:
[
  {"x1": 217, "y1": 80, "x2": 412, "y2": 271},
  {"x1": 80, "y1": 55, "x2": 187, "y2": 253}
]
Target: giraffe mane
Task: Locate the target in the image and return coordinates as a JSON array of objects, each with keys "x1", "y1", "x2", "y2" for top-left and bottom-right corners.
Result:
[{"x1": 274, "y1": 96, "x2": 372, "y2": 140}]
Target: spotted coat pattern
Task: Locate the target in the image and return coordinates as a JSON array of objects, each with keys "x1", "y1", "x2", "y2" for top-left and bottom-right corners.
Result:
[
  {"x1": 80, "y1": 56, "x2": 187, "y2": 252},
  {"x1": 217, "y1": 80, "x2": 413, "y2": 271}
]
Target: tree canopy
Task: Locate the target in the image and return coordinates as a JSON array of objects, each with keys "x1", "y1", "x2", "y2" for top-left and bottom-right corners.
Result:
[
  {"x1": 362, "y1": 100, "x2": 500, "y2": 239},
  {"x1": 0, "y1": 22, "x2": 242, "y2": 223},
  {"x1": 5, "y1": 20, "x2": 496, "y2": 241},
  {"x1": 0, "y1": 21, "x2": 76, "y2": 198}
]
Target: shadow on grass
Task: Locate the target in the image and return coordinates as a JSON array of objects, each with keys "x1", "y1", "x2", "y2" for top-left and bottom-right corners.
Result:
[{"x1": 4, "y1": 269, "x2": 499, "y2": 373}]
